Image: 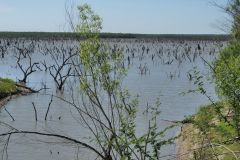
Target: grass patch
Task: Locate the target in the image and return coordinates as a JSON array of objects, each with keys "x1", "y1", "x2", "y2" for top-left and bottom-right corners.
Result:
[{"x1": 0, "y1": 78, "x2": 17, "y2": 99}]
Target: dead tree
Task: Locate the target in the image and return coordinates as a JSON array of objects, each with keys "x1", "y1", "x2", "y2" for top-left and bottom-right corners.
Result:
[
  {"x1": 15, "y1": 50, "x2": 39, "y2": 83},
  {"x1": 14, "y1": 40, "x2": 35, "y2": 58},
  {"x1": 0, "y1": 39, "x2": 9, "y2": 58},
  {"x1": 47, "y1": 45, "x2": 78, "y2": 91}
]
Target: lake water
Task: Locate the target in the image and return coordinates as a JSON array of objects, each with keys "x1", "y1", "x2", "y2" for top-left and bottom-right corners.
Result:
[{"x1": 0, "y1": 38, "x2": 226, "y2": 160}]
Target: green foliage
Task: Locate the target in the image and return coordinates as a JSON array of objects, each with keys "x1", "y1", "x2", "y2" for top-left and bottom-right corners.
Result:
[
  {"x1": 214, "y1": 41, "x2": 240, "y2": 99},
  {"x1": 76, "y1": 4, "x2": 102, "y2": 35},
  {"x1": 194, "y1": 106, "x2": 215, "y2": 132},
  {"x1": 193, "y1": 102, "x2": 237, "y2": 140},
  {"x1": 214, "y1": 121, "x2": 236, "y2": 140},
  {"x1": 225, "y1": 0, "x2": 240, "y2": 39},
  {"x1": 188, "y1": 103, "x2": 239, "y2": 160},
  {"x1": 76, "y1": 4, "x2": 175, "y2": 159},
  {"x1": 213, "y1": 40, "x2": 240, "y2": 137},
  {"x1": 0, "y1": 78, "x2": 16, "y2": 98}
]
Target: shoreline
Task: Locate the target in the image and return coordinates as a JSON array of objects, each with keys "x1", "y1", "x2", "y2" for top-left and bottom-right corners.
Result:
[
  {"x1": 176, "y1": 124, "x2": 193, "y2": 160},
  {"x1": 0, "y1": 83, "x2": 34, "y2": 109},
  {"x1": 0, "y1": 32, "x2": 230, "y2": 41},
  {"x1": 175, "y1": 102, "x2": 240, "y2": 160}
]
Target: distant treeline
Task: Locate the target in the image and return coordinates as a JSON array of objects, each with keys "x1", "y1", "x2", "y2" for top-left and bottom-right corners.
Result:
[{"x1": 0, "y1": 32, "x2": 230, "y2": 41}]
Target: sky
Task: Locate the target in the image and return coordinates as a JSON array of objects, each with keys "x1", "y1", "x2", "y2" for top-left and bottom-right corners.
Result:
[{"x1": 0, "y1": 0, "x2": 229, "y2": 34}]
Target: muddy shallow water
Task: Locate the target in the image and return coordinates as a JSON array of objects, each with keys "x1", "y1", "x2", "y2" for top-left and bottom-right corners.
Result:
[{"x1": 0, "y1": 38, "x2": 226, "y2": 160}]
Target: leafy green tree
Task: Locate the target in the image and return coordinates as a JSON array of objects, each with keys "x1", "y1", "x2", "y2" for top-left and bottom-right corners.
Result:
[
  {"x1": 75, "y1": 4, "x2": 175, "y2": 160},
  {"x1": 213, "y1": 40, "x2": 240, "y2": 137}
]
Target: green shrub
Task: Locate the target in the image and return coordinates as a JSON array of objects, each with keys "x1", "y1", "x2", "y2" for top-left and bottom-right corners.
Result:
[
  {"x1": 213, "y1": 40, "x2": 240, "y2": 136},
  {"x1": 214, "y1": 41, "x2": 240, "y2": 100}
]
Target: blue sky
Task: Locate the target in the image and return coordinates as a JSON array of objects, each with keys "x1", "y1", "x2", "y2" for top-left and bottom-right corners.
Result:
[{"x1": 0, "y1": 0, "x2": 229, "y2": 34}]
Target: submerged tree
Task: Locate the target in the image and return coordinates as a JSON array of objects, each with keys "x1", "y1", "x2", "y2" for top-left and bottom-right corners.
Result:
[
  {"x1": 0, "y1": 39, "x2": 9, "y2": 58},
  {"x1": 15, "y1": 50, "x2": 39, "y2": 83},
  {"x1": 47, "y1": 45, "x2": 78, "y2": 91}
]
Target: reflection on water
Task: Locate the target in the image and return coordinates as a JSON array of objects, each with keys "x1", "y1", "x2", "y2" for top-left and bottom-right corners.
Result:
[{"x1": 0, "y1": 38, "x2": 226, "y2": 160}]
